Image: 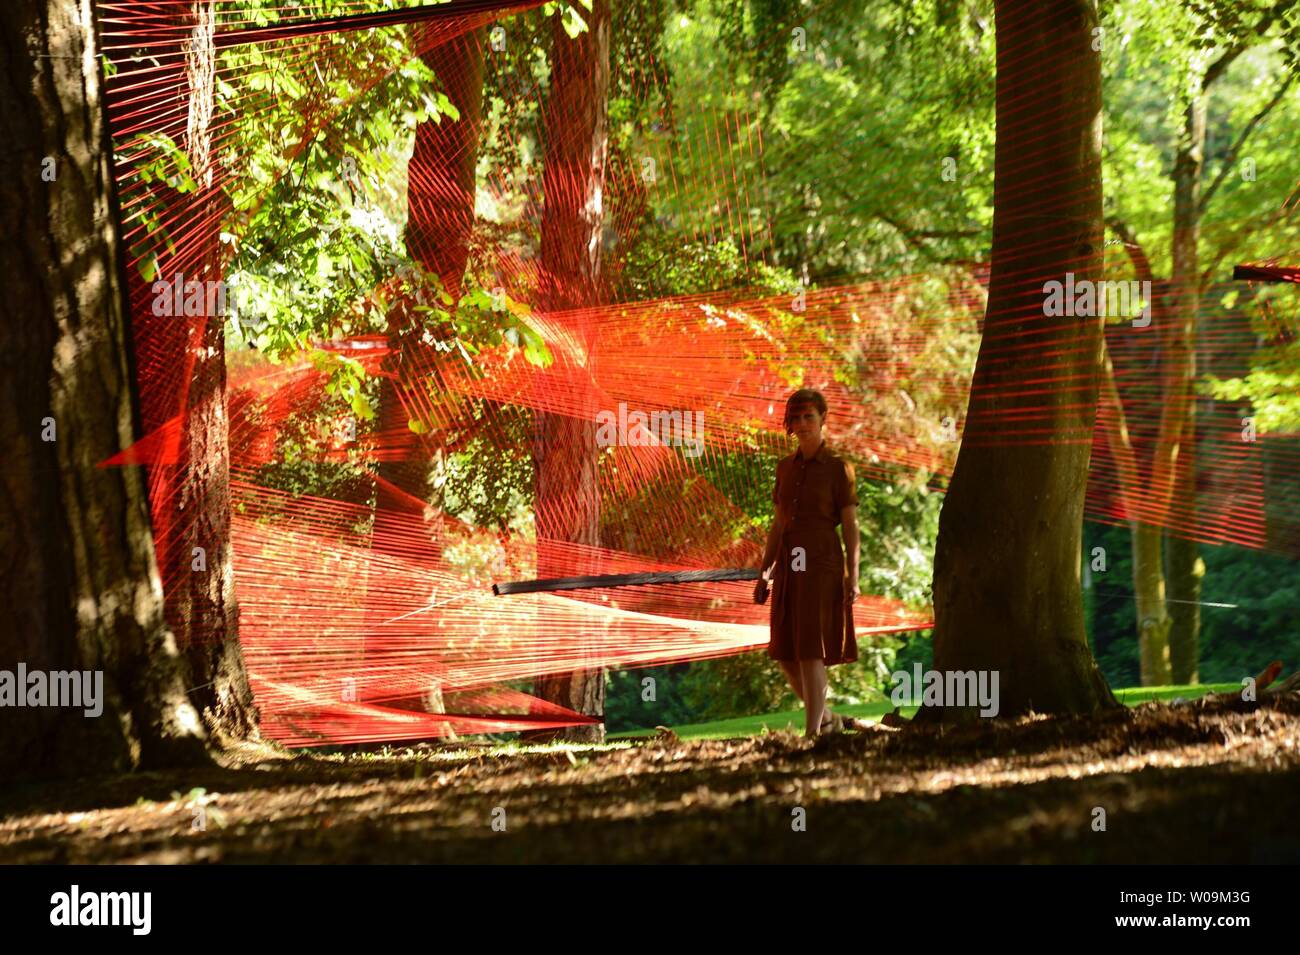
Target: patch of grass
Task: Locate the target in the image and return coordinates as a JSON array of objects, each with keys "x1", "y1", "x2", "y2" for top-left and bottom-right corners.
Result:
[
  {"x1": 610, "y1": 683, "x2": 1240, "y2": 741},
  {"x1": 613, "y1": 699, "x2": 905, "y2": 740},
  {"x1": 1111, "y1": 683, "x2": 1237, "y2": 705}
]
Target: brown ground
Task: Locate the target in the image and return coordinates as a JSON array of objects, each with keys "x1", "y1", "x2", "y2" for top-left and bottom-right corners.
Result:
[{"x1": 3, "y1": 693, "x2": 1299, "y2": 864}]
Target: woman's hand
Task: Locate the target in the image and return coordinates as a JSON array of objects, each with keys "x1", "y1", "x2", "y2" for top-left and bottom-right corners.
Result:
[
  {"x1": 844, "y1": 575, "x2": 860, "y2": 606},
  {"x1": 753, "y1": 573, "x2": 770, "y2": 605}
]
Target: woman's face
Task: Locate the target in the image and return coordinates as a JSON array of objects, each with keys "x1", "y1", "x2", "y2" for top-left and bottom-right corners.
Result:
[{"x1": 788, "y1": 404, "x2": 824, "y2": 441}]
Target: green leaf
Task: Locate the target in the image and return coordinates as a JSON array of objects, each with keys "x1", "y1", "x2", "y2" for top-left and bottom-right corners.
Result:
[
  {"x1": 524, "y1": 340, "x2": 554, "y2": 368},
  {"x1": 434, "y1": 92, "x2": 461, "y2": 123},
  {"x1": 136, "y1": 250, "x2": 159, "y2": 283},
  {"x1": 350, "y1": 392, "x2": 374, "y2": 421}
]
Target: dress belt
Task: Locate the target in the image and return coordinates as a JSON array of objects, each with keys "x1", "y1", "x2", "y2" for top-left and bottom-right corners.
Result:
[{"x1": 782, "y1": 517, "x2": 839, "y2": 531}]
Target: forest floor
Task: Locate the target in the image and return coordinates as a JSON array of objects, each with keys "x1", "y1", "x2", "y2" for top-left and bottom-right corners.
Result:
[{"x1": 3, "y1": 692, "x2": 1299, "y2": 864}]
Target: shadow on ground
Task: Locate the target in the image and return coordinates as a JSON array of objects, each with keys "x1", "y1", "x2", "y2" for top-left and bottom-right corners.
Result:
[{"x1": 2, "y1": 694, "x2": 1298, "y2": 863}]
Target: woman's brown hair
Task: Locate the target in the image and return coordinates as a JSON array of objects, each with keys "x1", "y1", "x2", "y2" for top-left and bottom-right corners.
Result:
[{"x1": 783, "y1": 388, "x2": 828, "y2": 435}]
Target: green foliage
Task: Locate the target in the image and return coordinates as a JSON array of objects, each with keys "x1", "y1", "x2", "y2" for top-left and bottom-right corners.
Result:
[
  {"x1": 1085, "y1": 522, "x2": 1300, "y2": 688},
  {"x1": 475, "y1": 5, "x2": 547, "y2": 292},
  {"x1": 1096, "y1": 0, "x2": 1300, "y2": 676},
  {"x1": 1104, "y1": 1, "x2": 1300, "y2": 277},
  {"x1": 204, "y1": 10, "x2": 555, "y2": 507},
  {"x1": 680, "y1": 652, "x2": 797, "y2": 721},
  {"x1": 613, "y1": 234, "x2": 799, "y2": 300},
  {"x1": 429, "y1": 406, "x2": 536, "y2": 531},
  {"x1": 214, "y1": 13, "x2": 450, "y2": 355},
  {"x1": 247, "y1": 381, "x2": 379, "y2": 504},
  {"x1": 604, "y1": 664, "x2": 697, "y2": 732},
  {"x1": 1195, "y1": 544, "x2": 1300, "y2": 681},
  {"x1": 310, "y1": 350, "x2": 375, "y2": 422},
  {"x1": 708, "y1": 0, "x2": 802, "y2": 100},
  {"x1": 1203, "y1": 352, "x2": 1300, "y2": 433},
  {"x1": 1199, "y1": 282, "x2": 1300, "y2": 434},
  {"x1": 133, "y1": 132, "x2": 199, "y2": 195},
  {"x1": 856, "y1": 477, "x2": 943, "y2": 610},
  {"x1": 668, "y1": 0, "x2": 995, "y2": 282}
]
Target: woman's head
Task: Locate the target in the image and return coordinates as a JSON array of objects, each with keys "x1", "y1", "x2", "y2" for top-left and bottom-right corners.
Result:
[{"x1": 784, "y1": 388, "x2": 828, "y2": 437}]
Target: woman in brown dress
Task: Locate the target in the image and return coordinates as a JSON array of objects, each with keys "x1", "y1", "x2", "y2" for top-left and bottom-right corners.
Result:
[{"x1": 754, "y1": 389, "x2": 861, "y2": 738}]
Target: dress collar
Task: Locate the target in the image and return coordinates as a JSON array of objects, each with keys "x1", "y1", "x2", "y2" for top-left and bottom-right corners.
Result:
[{"x1": 795, "y1": 440, "x2": 829, "y2": 463}]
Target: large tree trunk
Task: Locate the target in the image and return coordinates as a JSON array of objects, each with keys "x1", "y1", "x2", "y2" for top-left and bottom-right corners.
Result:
[
  {"x1": 0, "y1": 0, "x2": 208, "y2": 779},
  {"x1": 528, "y1": 0, "x2": 612, "y2": 743},
  {"x1": 100, "y1": 2, "x2": 258, "y2": 742},
  {"x1": 921, "y1": 0, "x2": 1116, "y2": 721}
]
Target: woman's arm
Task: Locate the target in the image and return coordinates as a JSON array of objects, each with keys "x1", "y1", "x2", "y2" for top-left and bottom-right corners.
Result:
[
  {"x1": 753, "y1": 501, "x2": 785, "y2": 603},
  {"x1": 841, "y1": 504, "x2": 861, "y2": 604},
  {"x1": 759, "y1": 502, "x2": 786, "y2": 577}
]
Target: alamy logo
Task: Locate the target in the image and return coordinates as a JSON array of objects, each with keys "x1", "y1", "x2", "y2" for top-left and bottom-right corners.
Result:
[
  {"x1": 890, "y1": 664, "x2": 1000, "y2": 717},
  {"x1": 594, "y1": 402, "x2": 704, "y2": 458},
  {"x1": 50, "y1": 885, "x2": 151, "y2": 935},
  {"x1": 0, "y1": 663, "x2": 102, "y2": 717},
  {"x1": 151, "y1": 273, "x2": 227, "y2": 317},
  {"x1": 1042, "y1": 272, "x2": 1151, "y2": 327}
]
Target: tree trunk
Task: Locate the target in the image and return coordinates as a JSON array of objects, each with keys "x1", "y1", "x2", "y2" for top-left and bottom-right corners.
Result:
[
  {"x1": 169, "y1": 2, "x2": 258, "y2": 743},
  {"x1": 408, "y1": 26, "x2": 486, "y2": 299},
  {"x1": 1163, "y1": 95, "x2": 1206, "y2": 684},
  {"x1": 1096, "y1": 232, "x2": 1173, "y2": 685},
  {"x1": 1133, "y1": 522, "x2": 1172, "y2": 684},
  {"x1": 921, "y1": 0, "x2": 1116, "y2": 721},
  {"x1": 100, "y1": 3, "x2": 258, "y2": 742},
  {"x1": 0, "y1": 0, "x2": 208, "y2": 779},
  {"x1": 1166, "y1": 532, "x2": 1203, "y2": 683},
  {"x1": 527, "y1": 0, "x2": 612, "y2": 743},
  {"x1": 530, "y1": 411, "x2": 605, "y2": 741},
  {"x1": 379, "y1": 25, "x2": 486, "y2": 500},
  {"x1": 371, "y1": 27, "x2": 487, "y2": 728}
]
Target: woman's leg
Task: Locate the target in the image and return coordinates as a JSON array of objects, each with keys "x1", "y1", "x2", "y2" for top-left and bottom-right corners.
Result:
[
  {"x1": 798, "y1": 659, "x2": 829, "y2": 737},
  {"x1": 779, "y1": 660, "x2": 804, "y2": 701},
  {"x1": 783, "y1": 658, "x2": 840, "y2": 730}
]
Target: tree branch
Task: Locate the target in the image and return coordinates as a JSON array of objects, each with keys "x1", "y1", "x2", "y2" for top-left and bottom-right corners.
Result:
[
  {"x1": 1105, "y1": 216, "x2": 1156, "y2": 288},
  {"x1": 876, "y1": 212, "x2": 981, "y2": 266},
  {"x1": 1098, "y1": 336, "x2": 1142, "y2": 520},
  {"x1": 1106, "y1": 216, "x2": 1175, "y2": 353},
  {"x1": 1199, "y1": 74, "x2": 1294, "y2": 214}
]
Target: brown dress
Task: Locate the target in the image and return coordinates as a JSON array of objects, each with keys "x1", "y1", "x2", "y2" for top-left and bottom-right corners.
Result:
[{"x1": 767, "y1": 441, "x2": 859, "y2": 665}]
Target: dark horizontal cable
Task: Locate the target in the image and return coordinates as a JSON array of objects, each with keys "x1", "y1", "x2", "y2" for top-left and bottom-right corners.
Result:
[
  {"x1": 211, "y1": 0, "x2": 547, "y2": 48},
  {"x1": 1233, "y1": 264, "x2": 1300, "y2": 284},
  {"x1": 493, "y1": 568, "x2": 761, "y2": 596}
]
